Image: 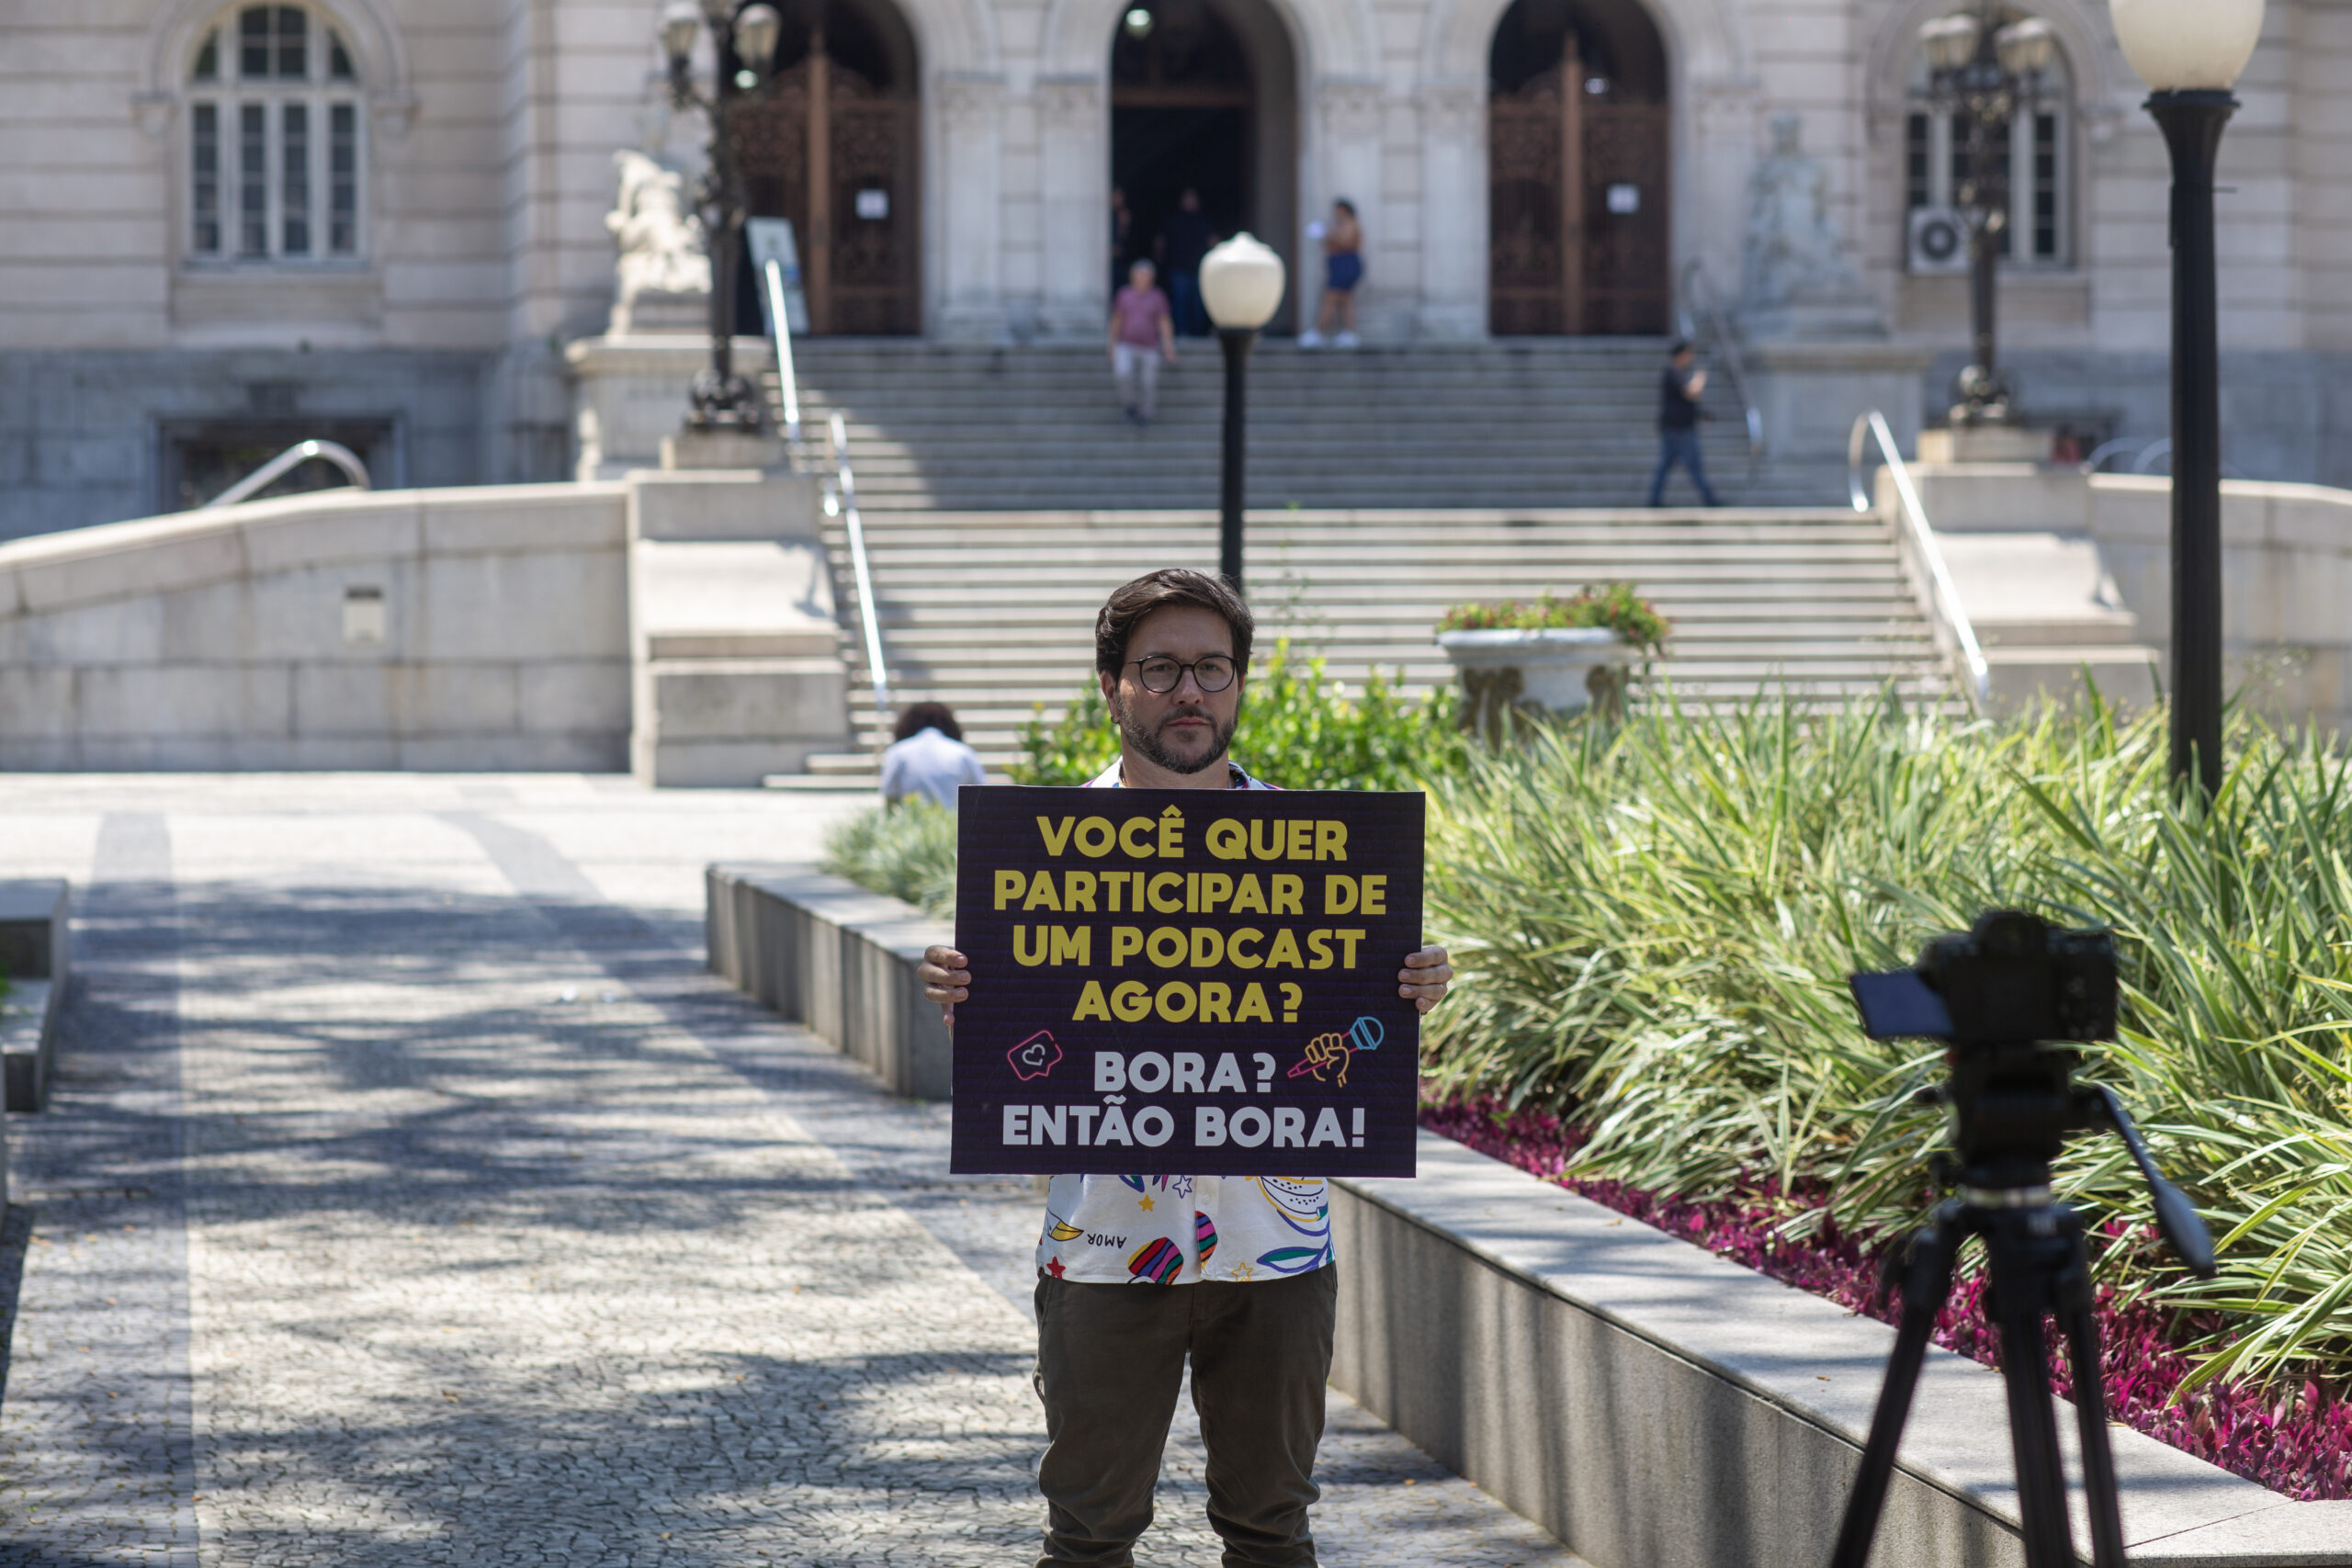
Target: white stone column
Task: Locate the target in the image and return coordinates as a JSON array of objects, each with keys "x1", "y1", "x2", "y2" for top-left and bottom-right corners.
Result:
[
  {"x1": 1415, "y1": 78, "x2": 1487, "y2": 341},
  {"x1": 933, "y1": 73, "x2": 1006, "y2": 341},
  {"x1": 1035, "y1": 73, "x2": 1109, "y2": 338}
]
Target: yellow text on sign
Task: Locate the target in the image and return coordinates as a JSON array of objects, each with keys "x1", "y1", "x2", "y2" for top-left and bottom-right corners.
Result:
[
  {"x1": 994, "y1": 869, "x2": 1306, "y2": 916},
  {"x1": 1028, "y1": 812, "x2": 1351, "y2": 863}
]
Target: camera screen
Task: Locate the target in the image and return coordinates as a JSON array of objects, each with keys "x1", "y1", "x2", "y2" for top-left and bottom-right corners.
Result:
[{"x1": 1849, "y1": 969, "x2": 1955, "y2": 1042}]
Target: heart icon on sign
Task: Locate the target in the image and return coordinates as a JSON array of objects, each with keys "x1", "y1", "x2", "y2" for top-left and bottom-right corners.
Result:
[{"x1": 1008, "y1": 1030, "x2": 1063, "y2": 1081}]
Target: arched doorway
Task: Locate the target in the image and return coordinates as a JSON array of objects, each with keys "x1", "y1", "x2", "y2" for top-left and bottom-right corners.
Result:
[
  {"x1": 733, "y1": 0, "x2": 922, "y2": 334},
  {"x1": 1110, "y1": 0, "x2": 1297, "y2": 333},
  {"x1": 1487, "y1": 0, "x2": 1668, "y2": 335}
]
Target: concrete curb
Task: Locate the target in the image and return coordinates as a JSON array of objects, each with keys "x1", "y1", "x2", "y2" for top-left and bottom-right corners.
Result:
[
  {"x1": 1332, "y1": 1135, "x2": 2352, "y2": 1568},
  {"x1": 701, "y1": 868, "x2": 2352, "y2": 1567},
  {"x1": 705, "y1": 863, "x2": 954, "y2": 1100},
  {"x1": 0, "y1": 880, "x2": 70, "y2": 1114}
]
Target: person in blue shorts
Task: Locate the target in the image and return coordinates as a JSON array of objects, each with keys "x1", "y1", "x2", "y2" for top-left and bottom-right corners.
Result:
[{"x1": 1298, "y1": 199, "x2": 1362, "y2": 349}]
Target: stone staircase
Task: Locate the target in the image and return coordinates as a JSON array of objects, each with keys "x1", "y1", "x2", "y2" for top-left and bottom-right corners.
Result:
[
  {"x1": 770, "y1": 339, "x2": 1844, "y2": 513},
  {"x1": 1932, "y1": 530, "x2": 2162, "y2": 713},
  {"x1": 807, "y1": 508, "x2": 1960, "y2": 770}
]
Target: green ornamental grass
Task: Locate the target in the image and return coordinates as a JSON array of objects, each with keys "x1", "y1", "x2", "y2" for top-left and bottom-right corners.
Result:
[{"x1": 1422, "y1": 694, "x2": 2352, "y2": 1393}]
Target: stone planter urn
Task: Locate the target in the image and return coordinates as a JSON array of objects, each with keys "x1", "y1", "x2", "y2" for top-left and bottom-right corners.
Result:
[{"x1": 1437, "y1": 626, "x2": 1634, "y2": 741}]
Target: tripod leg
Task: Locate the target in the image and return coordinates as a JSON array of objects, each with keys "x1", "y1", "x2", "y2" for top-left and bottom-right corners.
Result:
[
  {"x1": 1829, "y1": 1207, "x2": 1962, "y2": 1568},
  {"x1": 2055, "y1": 1215, "x2": 2131, "y2": 1568},
  {"x1": 1988, "y1": 1230, "x2": 2076, "y2": 1568}
]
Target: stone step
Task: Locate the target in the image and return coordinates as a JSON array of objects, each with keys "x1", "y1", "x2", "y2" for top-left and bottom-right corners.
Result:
[
  {"x1": 1973, "y1": 612, "x2": 2145, "y2": 649},
  {"x1": 1984, "y1": 645, "x2": 2163, "y2": 712},
  {"x1": 762, "y1": 334, "x2": 1835, "y2": 515},
  {"x1": 797, "y1": 491, "x2": 1960, "y2": 771}
]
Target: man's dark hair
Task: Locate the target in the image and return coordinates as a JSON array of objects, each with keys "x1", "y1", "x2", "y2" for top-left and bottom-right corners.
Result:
[
  {"x1": 1668, "y1": 339, "x2": 1693, "y2": 358},
  {"x1": 894, "y1": 701, "x2": 963, "y2": 742},
  {"x1": 1333, "y1": 197, "x2": 1357, "y2": 217},
  {"x1": 1095, "y1": 569, "x2": 1255, "y2": 680}
]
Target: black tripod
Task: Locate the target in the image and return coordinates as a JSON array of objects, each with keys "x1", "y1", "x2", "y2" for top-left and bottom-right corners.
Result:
[{"x1": 1828, "y1": 1068, "x2": 2216, "y2": 1568}]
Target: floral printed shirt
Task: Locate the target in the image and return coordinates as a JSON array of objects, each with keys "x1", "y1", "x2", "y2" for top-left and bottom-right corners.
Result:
[{"x1": 1035, "y1": 758, "x2": 1335, "y2": 1285}]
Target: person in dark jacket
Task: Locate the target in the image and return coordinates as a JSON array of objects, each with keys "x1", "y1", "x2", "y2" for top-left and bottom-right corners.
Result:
[
  {"x1": 1649, "y1": 340, "x2": 1722, "y2": 507},
  {"x1": 1157, "y1": 187, "x2": 1216, "y2": 337}
]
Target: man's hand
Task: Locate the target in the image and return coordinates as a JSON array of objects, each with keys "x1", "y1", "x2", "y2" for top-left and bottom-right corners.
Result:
[
  {"x1": 1399, "y1": 946, "x2": 1453, "y2": 1014},
  {"x1": 920, "y1": 944, "x2": 970, "y2": 1029}
]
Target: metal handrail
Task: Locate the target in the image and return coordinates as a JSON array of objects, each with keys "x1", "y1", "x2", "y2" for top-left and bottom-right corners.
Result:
[
  {"x1": 825, "y1": 412, "x2": 891, "y2": 750},
  {"x1": 2082, "y1": 436, "x2": 2247, "y2": 481},
  {"x1": 764, "y1": 257, "x2": 802, "y2": 447},
  {"x1": 202, "y1": 439, "x2": 371, "y2": 509},
  {"x1": 1676, "y1": 259, "x2": 1764, "y2": 456},
  {"x1": 1849, "y1": 410, "x2": 1991, "y2": 710}
]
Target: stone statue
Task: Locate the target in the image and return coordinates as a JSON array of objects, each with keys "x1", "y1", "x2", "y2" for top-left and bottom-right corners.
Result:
[
  {"x1": 1742, "y1": 114, "x2": 1885, "y2": 339},
  {"x1": 605, "y1": 149, "x2": 709, "y2": 333}
]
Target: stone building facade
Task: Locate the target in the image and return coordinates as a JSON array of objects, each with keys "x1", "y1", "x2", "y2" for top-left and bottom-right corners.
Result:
[{"x1": 3, "y1": 0, "x2": 2347, "y2": 535}]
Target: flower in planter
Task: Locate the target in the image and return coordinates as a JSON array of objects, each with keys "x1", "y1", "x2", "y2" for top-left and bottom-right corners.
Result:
[{"x1": 1435, "y1": 584, "x2": 1670, "y2": 653}]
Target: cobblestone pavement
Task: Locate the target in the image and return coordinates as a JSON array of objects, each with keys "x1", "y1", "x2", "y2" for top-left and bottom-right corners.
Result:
[{"x1": 0, "y1": 776, "x2": 1581, "y2": 1567}]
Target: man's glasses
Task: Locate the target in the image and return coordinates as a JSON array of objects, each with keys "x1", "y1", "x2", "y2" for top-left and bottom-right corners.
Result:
[{"x1": 1130, "y1": 655, "x2": 1237, "y2": 694}]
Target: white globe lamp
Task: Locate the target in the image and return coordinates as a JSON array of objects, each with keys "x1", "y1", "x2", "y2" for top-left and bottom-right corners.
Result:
[
  {"x1": 1199, "y1": 233, "x2": 1286, "y2": 333},
  {"x1": 2109, "y1": 0, "x2": 2264, "y2": 92}
]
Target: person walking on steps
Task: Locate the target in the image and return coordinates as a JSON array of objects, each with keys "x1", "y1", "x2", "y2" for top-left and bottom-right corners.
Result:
[
  {"x1": 1649, "y1": 339, "x2": 1723, "y2": 507},
  {"x1": 917, "y1": 568, "x2": 1454, "y2": 1568},
  {"x1": 1109, "y1": 258, "x2": 1177, "y2": 428},
  {"x1": 1298, "y1": 199, "x2": 1363, "y2": 349}
]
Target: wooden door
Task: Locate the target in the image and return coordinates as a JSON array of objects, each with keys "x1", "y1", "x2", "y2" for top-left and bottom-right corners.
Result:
[
  {"x1": 1488, "y1": 57, "x2": 1668, "y2": 335},
  {"x1": 1581, "y1": 102, "x2": 1669, "y2": 333},
  {"x1": 1488, "y1": 59, "x2": 1576, "y2": 335},
  {"x1": 735, "y1": 44, "x2": 920, "y2": 335}
]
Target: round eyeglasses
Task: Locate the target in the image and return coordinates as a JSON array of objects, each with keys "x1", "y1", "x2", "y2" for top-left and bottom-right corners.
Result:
[{"x1": 1130, "y1": 655, "x2": 1237, "y2": 694}]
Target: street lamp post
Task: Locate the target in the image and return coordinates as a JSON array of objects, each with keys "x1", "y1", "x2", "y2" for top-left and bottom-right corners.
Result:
[
  {"x1": 661, "y1": 0, "x2": 784, "y2": 431},
  {"x1": 2109, "y1": 0, "x2": 2266, "y2": 795},
  {"x1": 1198, "y1": 234, "x2": 1288, "y2": 593},
  {"x1": 1916, "y1": 6, "x2": 2056, "y2": 425}
]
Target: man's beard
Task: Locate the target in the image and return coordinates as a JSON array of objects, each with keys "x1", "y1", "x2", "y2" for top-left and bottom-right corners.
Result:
[{"x1": 1111, "y1": 694, "x2": 1236, "y2": 776}]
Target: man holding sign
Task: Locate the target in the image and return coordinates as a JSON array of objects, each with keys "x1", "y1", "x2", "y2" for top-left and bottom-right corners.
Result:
[{"x1": 918, "y1": 569, "x2": 1451, "y2": 1568}]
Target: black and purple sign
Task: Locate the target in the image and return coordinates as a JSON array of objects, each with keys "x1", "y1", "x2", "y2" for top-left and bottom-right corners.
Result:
[{"x1": 949, "y1": 786, "x2": 1424, "y2": 1177}]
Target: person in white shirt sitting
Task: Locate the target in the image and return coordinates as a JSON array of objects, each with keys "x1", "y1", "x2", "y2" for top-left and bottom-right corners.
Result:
[{"x1": 879, "y1": 702, "x2": 987, "y2": 811}]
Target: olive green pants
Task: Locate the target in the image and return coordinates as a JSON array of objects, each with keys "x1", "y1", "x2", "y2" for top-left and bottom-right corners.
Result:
[{"x1": 1033, "y1": 1264, "x2": 1339, "y2": 1568}]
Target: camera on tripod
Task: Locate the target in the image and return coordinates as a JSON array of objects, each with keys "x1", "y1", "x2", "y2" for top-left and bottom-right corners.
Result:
[
  {"x1": 1851, "y1": 910, "x2": 2128, "y2": 1189},
  {"x1": 1829, "y1": 910, "x2": 2217, "y2": 1568},
  {"x1": 1851, "y1": 908, "x2": 2115, "y2": 1051}
]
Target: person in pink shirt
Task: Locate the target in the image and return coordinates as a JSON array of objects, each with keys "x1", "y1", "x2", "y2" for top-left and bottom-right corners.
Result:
[{"x1": 1107, "y1": 258, "x2": 1177, "y2": 428}]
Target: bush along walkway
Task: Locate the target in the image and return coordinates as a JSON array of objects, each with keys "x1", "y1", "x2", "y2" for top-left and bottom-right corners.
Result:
[
  {"x1": 1417, "y1": 695, "x2": 2352, "y2": 1502},
  {"x1": 1420, "y1": 1094, "x2": 2352, "y2": 1501}
]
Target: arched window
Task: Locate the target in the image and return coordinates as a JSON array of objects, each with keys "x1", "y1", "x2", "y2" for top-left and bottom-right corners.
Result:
[
  {"x1": 186, "y1": 5, "x2": 364, "y2": 262},
  {"x1": 1903, "y1": 35, "x2": 2073, "y2": 268}
]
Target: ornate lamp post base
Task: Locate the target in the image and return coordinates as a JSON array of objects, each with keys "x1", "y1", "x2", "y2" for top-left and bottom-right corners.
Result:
[
  {"x1": 689, "y1": 368, "x2": 765, "y2": 431},
  {"x1": 1951, "y1": 361, "x2": 2014, "y2": 427}
]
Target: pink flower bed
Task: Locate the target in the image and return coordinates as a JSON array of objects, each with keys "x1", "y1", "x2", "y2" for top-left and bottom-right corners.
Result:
[{"x1": 1420, "y1": 1094, "x2": 2352, "y2": 1501}]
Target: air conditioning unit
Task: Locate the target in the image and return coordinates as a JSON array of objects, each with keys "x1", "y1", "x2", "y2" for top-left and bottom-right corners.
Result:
[{"x1": 1907, "y1": 207, "x2": 1971, "y2": 275}]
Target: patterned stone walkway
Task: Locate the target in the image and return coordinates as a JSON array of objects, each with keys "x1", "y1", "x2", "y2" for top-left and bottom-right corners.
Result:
[{"x1": 0, "y1": 775, "x2": 1580, "y2": 1567}]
